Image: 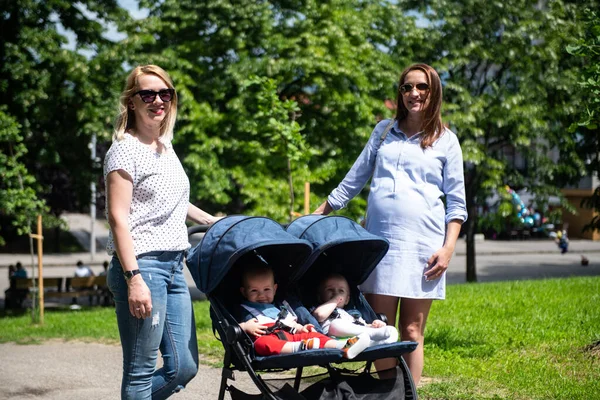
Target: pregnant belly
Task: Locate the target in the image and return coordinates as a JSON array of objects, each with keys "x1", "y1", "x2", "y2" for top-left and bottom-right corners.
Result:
[{"x1": 366, "y1": 190, "x2": 445, "y2": 240}]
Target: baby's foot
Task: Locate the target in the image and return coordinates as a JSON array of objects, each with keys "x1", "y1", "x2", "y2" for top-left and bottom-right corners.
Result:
[
  {"x1": 342, "y1": 333, "x2": 369, "y2": 359},
  {"x1": 300, "y1": 337, "x2": 320, "y2": 351}
]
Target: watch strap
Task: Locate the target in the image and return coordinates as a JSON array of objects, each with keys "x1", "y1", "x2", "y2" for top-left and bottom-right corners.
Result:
[{"x1": 123, "y1": 269, "x2": 141, "y2": 280}]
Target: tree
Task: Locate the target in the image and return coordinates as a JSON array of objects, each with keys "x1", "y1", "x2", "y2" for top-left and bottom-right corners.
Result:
[
  {"x1": 0, "y1": 0, "x2": 130, "y2": 243},
  {"x1": 400, "y1": 0, "x2": 597, "y2": 281},
  {"x1": 237, "y1": 76, "x2": 314, "y2": 220},
  {"x1": 567, "y1": 9, "x2": 600, "y2": 233},
  {"x1": 124, "y1": 0, "x2": 420, "y2": 221},
  {"x1": 0, "y1": 110, "x2": 49, "y2": 245}
]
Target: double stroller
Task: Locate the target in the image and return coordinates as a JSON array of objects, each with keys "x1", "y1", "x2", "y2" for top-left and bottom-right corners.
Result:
[{"x1": 187, "y1": 215, "x2": 418, "y2": 399}]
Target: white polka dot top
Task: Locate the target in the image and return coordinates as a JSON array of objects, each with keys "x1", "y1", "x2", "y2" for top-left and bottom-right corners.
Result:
[{"x1": 103, "y1": 133, "x2": 191, "y2": 256}]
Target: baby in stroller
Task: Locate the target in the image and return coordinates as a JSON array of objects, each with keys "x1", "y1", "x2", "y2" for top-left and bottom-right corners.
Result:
[
  {"x1": 236, "y1": 264, "x2": 370, "y2": 359},
  {"x1": 312, "y1": 272, "x2": 398, "y2": 346}
]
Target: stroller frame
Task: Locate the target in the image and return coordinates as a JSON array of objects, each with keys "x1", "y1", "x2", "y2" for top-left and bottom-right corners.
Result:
[{"x1": 187, "y1": 216, "x2": 418, "y2": 400}]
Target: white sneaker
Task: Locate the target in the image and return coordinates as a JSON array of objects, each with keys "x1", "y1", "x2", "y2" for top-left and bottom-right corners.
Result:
[
  {"x1": 342, "y1": 333, "x2": 370, "y2": 359},
  {"x1": 300, "y1": 337, "x2": 320, "y2": 350}
]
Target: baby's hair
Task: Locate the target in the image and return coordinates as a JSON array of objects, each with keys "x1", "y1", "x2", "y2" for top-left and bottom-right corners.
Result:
[
  {"x1": 318, "y1": 272, "x2": 349, "y2": 301},
  {"x1": 241, "y1": 263, "x2": 275, "y2": 288},
  {"x1": 320, "y1": 272, "x2": 347, "y2": 286}
]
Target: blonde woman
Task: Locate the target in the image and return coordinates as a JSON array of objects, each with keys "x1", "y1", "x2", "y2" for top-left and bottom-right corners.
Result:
[
  {"x1": 314, "y1": 63, "x2": 467, "y2": 384},
  {"x1": 104, "y1": 65, "x2": 217, "y2": 399}
]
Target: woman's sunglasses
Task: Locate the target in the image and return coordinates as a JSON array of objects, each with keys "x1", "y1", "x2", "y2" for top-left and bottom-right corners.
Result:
[
  {"x1": 134, "y1": 88, "x2": 175, "y2": 103},
  {"x1": 399, "y1": 83, "x2": 429, "y2": 96}
]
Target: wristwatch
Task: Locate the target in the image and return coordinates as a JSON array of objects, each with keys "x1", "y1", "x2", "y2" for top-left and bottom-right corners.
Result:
[{"x1": 123, "y1": 269, "x2": 141, "y2": 280}]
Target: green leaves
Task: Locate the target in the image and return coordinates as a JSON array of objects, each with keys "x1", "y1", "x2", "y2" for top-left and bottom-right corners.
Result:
[
  {"x1": 122, "y1": 0, "x2": 416, "y2": 221},
  {"x1": 0, "y1": 110, "x2": 50, "y2": 244},
  {"x1": 567, "y1": 8, "x2": 600, "y2": 233},
  {"x1": 0, "y1": 0, "x2": 130, "y2": 241}
]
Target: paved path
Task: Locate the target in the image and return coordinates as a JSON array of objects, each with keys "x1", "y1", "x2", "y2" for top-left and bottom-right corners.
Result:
[{"x1": 0, "y1": 341, "x2": 262, "y2": 400}]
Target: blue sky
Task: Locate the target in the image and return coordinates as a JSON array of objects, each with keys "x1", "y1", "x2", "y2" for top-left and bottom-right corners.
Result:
[{"x1": 57, "y1": 0, "x2": 147, "y2": 52}]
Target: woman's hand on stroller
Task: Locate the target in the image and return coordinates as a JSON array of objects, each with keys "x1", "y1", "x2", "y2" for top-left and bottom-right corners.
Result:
[{"x1": 240, "y1": 318, "x2": 267, "y2": 337}]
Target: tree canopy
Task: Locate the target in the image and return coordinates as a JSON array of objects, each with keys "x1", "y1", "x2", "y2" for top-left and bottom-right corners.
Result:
[
  {"x1": 399, "y1": 0, "x2": 598, "y2": 279},
  {"x1": 0, "y1": 0, "x2": 129, "y2": 243},
  {"x1": 2, "y1": 0, "x2": 599, "y2": 270},
  {"x1": 567, "y1": 8, "x2": 600, "y2": 233}
]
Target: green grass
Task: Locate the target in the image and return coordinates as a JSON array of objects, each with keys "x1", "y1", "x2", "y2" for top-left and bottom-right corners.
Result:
[
  {"x1": 1, "y1": 276, "x2": 599, "y2": 399},
  {"x1": 421, "y1": 277, "x2": 600, "y2": 399}
]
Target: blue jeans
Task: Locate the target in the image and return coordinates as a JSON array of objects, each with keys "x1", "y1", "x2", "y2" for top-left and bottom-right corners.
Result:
[{"x1": 107, "y1": 251, "x2": 199, "y2": 400}]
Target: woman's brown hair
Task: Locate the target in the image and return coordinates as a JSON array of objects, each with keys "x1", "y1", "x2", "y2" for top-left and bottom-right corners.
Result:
[{"x1": 395, "y1": 63, "x2": 443, "y2": 149}]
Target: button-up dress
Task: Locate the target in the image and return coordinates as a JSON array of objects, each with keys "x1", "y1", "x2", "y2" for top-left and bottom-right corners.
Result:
[{"x1": 327, "y1": 119, "x2": 467, "y2": 299}]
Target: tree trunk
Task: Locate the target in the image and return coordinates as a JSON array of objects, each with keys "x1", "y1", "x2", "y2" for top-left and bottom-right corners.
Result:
[
  {"x1": 466, "y1": 203, "x2": 478, "y2": 282},
  {"x1": 287, "y1": 157, "x2": 294, "y2": 223},
  {"x1": 464, "y1": 164, "x2": 478, "y2": 282}
]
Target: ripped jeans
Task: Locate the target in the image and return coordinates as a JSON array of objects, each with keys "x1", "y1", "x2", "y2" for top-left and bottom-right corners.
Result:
[{"x1": 107, "y1": 251, "x2": 198, "y2": 400}]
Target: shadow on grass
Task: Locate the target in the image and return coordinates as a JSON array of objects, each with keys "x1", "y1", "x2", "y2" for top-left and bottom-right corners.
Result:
[{"x1": 426, "y1": 326, "x2": 496, "y2": 358}]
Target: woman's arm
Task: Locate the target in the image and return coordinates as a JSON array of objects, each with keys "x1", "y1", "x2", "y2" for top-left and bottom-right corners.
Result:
[
  {"x1": 312, "y1": 201, "x2": 334, "y2": 215},
  {"x1": 320, "y1": 121, "x2": 388, "y2": 211},
  {"x1": 106, "y1": 170, "x2": 152, "y2": 319},
  {"x1": 187, "y1": 203, "x2": 218, "y2": 225},
  {"x1": 424, "y1": 219, "x2": 462, "y2": 281}
]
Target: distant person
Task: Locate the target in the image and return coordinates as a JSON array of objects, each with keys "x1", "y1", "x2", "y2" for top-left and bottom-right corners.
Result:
[
  {"x1": 74, "y1": 260, "x2": 95, "y2": 277},
  {"x1": 556, "y1": 229, "x2": 569, "y2": 254},
  {"x1": 8, "y1": 264, "x2": 16, "y2": 279},
  {"x1": 99, "y1": 261, "x2": 109, "y2": 276},
  {"x1": 13, "y1": 262, "x2": 27, "y2": 278},
  {"x1": 5, "y1": 263, "x2": 28, "y2": 309}
]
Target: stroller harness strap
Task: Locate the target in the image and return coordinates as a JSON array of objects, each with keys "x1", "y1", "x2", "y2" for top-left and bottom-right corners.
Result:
[
  {"x1": 326, "y1": 308, "x2": 367, "y2": 326},
  {"x1": 242, "y1": 300, "x2": 298, "y2": 336}
]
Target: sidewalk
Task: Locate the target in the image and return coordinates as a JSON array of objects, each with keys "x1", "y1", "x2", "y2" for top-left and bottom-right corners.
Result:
[{"x1": 2, "y1": 237, "x2": 600, "y2": 268}]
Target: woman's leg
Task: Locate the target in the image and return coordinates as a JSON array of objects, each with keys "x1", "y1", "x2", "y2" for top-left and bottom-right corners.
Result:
[
  {"x1": 151, "y1": 253, "x2": 199, "y2": 400},
  {"x1": 364, "y1": 293, "x2": 399, "y2": 373},
  {"x1": 399, "y1": 297, "x2": 433, "y2": 386},
  {"x1": 107, "y1": 255, "x2": 169, "y2": 400}
]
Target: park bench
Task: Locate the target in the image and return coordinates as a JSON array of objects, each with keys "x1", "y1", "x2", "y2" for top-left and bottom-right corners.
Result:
[
  {"x1": 4, "y1": 276, "x2": 112, "y2": 309},
  {"x1": 65, "y1": 275, "x2": 111, "y2": 306},
  {"x1": 4, "y1": 277, "x2": 65, "y2": 309}
]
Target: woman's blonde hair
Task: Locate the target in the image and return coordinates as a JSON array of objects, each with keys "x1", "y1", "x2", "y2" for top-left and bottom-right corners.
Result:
[
  {"x1": 113, "y1": 65, "x2": 178, "y2": 142},
  {"x1": 395, "y1": 63, "x2": 443, "y2": 149}
]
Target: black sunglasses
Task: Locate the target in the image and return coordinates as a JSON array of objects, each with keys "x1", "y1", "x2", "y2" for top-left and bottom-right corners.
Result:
[
  {"x1": 134, "y1": 88, "x2": 175, "y2": 103},
  {"x1": 399, "y1": 83, "x2": 430, "y2": 96}
]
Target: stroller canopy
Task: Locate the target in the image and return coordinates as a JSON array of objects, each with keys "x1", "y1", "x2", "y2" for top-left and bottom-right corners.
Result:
[
  {"x1": 187, "y1": 216, "x2": 313, "y2": 294},
  {"x1": 286, "y1": 215, "x2": 389, "y2": 285}
]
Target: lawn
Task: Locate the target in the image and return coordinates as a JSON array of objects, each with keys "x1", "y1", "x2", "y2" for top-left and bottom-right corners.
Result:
[{"x1": 1, "y1": 276, "x2": 598, "y2": 399}]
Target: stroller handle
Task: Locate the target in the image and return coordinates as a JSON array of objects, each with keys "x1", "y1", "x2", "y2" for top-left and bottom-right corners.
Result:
[{"x1": 188, "y1": 225, "x2": 210, "y2": 236}]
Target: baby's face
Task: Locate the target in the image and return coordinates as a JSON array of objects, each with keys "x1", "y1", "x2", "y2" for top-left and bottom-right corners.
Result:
[
  {"x1": 242, "y1": 274, "x2": 277, "y2": 304},
  {"x1": 320, "y1": 277, "x2": 350, "y2": 308}
]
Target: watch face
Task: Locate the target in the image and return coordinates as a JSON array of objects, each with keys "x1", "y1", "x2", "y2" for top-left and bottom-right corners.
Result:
[{"x1": 124, "y1": 269, "x2": 140, "y2": 279}]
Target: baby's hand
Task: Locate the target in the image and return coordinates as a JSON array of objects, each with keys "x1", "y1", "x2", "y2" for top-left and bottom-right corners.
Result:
[
  {"x1": 371, "y1": 319, "x2": 386, "y2": 328},
  {"x1": 300, "y1": 324, "x2": 316, "y2": 333},
  {"x1": 244, "y1": 318, "x2": 267, "y2": 337}
]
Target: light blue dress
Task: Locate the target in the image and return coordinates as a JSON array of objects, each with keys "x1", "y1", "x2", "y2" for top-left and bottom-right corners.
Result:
[{"x1": 327, "y1": 119, "x2": 467, "y2": 299}]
